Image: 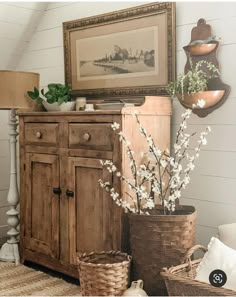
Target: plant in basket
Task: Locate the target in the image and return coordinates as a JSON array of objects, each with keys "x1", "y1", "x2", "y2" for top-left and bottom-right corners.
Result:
[{"x1": 98, "y1": 109, "x2": 211, "y2": 295}]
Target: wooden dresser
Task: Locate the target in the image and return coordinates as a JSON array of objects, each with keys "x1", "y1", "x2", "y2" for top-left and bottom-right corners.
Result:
[{"x1": 18, "y1": 96, "x2": 171, "y2": 278}]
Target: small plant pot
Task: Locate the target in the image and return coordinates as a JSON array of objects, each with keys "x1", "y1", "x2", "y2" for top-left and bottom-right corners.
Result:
[
  {"x1": 42, "y1": 101, "x2": 75, "y2": 112},
  {"x1": 42, "y1": 101, "x2": 60, "y2": 111},
  {"x1": 177, "y1": 90, "x2": 225, "y2": 109},
  {"x1": 59, "y1": 101, "x2": 75, "y2": 111}
]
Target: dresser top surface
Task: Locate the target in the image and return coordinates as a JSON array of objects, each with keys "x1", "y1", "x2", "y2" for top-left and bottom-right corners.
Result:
[{"x1": 17, "y1": 110, "x2": 121, "y2": 116}]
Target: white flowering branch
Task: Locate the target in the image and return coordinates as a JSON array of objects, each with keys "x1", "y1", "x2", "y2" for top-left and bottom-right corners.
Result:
[{"x1": 98, "y1": 110, "x2": 211, "y2": 215}]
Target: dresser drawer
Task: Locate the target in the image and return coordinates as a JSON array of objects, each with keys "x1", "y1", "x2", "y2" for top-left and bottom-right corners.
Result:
[
  {"x1": 24, "y1": 123, "x2": 59, "y2": 146},
  {"x1": 69, "y1": 123, "x2": 113, "y2": 151}
]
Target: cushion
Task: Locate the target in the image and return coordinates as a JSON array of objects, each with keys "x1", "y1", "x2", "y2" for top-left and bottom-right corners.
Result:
[
  {"x1": 195, "y1": 237, "x2": 236, "y2": 291},
  {"x1": 218, "y1": 223, "x2": 236, "y2": 250}
]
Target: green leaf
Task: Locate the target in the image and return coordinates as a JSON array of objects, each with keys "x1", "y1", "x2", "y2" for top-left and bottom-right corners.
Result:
[
  {"x1": 48, "y1": 84, "x2": 57, "y2": 92},
  {"x1": 27, "y1": 91, "x2": 37, "y2": 100},
  {"x1": 34, "y1": 87, "x2": 39, "y2": 97},
  {"x1": 47, "y1": 98, "x2": 55, "y2": 104},
  {"x1": 36, "y1": 97, "x2": 43, "y2": 104},
  {"x1": 58, "y1": 96, "x2": 66, "y2": 105}
]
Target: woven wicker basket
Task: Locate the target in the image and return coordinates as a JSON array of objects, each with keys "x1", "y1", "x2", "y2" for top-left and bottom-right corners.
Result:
[
  {"x1": 129, "y1": 205, "x2": 196, "y2": 295},
  {"x1": 161, "y1": 245, "x2": 236, "y2": 296},
  {"x1": 78, "y1": 250, "x2": 131, "y2": 296}
]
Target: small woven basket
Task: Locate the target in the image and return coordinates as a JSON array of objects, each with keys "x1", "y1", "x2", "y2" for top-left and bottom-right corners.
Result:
[
  {"x1": 78, "y1": 250, "x2": 131, "y2": 296},
  {"x1": 161, "y1": 245, "x2": 236, "y2": 296}
]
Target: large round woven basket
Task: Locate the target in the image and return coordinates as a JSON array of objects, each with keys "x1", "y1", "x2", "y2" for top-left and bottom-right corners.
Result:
[
  {"x1": 78, "y1": 250, "x2": 132, "y2": 296},
  {"x1": 128, "y1": 205, "x2": 196, "y2": 296}
]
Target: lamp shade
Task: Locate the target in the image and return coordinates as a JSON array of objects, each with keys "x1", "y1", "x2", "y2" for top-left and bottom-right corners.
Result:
[{"x1": 0, "y1": 70, "x2": 39, "y2": 110}]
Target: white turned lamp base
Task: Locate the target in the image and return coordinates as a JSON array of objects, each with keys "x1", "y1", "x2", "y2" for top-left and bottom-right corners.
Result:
[
  {"x1": 0, "y1": 71, "x2": 39, "y2": 266},
  {"x1": 0, "y1": 109, "x2": 20, "y2": 265},
  {"x1": 0, "y1": 242, "x2": 19, "y2": 264}
]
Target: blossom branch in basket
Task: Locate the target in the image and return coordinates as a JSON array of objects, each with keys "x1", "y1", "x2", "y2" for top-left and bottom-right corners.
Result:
[{"x1": 98, "y1": 109, "x2": 211, "y2": 215}]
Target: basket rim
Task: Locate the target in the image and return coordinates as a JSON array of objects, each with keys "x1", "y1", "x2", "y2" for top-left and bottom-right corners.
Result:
[
  {"x1": 78, "y1": 250, "x2": 132, "y2": 268},
  {"x1": 128, "y1": 205, "x2": 196, "y2": 219},
  {"x1": 161, "y1": 258, "x2": 236, "y2": 295}
]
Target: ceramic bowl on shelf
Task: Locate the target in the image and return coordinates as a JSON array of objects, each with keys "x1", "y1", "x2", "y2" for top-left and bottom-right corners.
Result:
[
  {"x1": 183, "y1": 43, "x2": 218, "y2": 56},
  {"x1": 42, "y1": 101, "x2": 75, "y2": 112},
  {"x1": 177, "y1": 90, "x2": 225, "y2": 109},
  {"x1": 59, "y1": 101, "x2": 75, "y2": 111}
]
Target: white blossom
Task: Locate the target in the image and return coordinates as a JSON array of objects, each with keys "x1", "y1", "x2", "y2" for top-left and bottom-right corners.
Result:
[
  {"x1": 160, "y1": 159, "x2": 167, "y2": 168},
  {"x1": 180, "y1": 121, "x2": 187, "y2": 130},
  {"x1": 174, "y1": 144, "x2": 181, "y2": 153},
  {"x1": 145, "y1": 200, "x2": 155, "y2": 209},
  {"x1": 182, "y1": 109, "x2": 192, "y2": 118},
  {"x1": 111, "y1": 122, "x2": 120, "y2": 130},
  {"x1": 187, "y1": 162, "x2": 195, "y2": 171},
  {"x1": 197, "y1": 99, "x2": 206, "y2": 108}
]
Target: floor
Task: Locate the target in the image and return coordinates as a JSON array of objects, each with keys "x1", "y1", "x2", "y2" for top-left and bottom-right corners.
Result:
[{"x1": 0, "y1": 261, "x2": 81, "y2": 296}]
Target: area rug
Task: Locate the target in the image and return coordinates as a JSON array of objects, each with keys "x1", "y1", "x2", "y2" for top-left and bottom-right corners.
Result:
[{"x1": 0, "y1": 262, "x2": 81, "y2": 296}]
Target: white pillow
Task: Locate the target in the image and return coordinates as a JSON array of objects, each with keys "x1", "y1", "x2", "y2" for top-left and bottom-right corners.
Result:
[
  {"x1": 195, "y1": 237, "x2": 236, "y2": 291},
  {"x1": 218, "y1": 223, "x2": 236, "y2": 250}
]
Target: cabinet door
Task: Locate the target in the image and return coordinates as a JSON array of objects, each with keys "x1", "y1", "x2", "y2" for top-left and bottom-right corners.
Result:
[
  {"x1": 24, "y1": 153, "x2": 60, "y2": 259},
  {"x1": 67, "y1": 157, "x2": 116, "y2": 264}
]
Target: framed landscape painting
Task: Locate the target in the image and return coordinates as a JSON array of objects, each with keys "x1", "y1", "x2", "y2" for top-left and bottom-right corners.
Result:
[{"x1": 63, "y1": 2, "x2": 176, "y2": 98}]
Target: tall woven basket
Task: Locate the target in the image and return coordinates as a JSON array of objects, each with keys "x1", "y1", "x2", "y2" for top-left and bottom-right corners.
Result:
[
  {"x1": 78, "y1": 250, "x2": 131, "y2": 296},
  {"x1": 128, "y1": 205, "x2": 196, "y2": 296},
  {"x1": 161, "y1": 245, "x2": 236, "y2": 296}
]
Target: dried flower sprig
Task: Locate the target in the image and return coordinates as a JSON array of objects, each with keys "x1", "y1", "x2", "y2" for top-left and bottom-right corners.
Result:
[{"x1": 98, "y1": 109, "x2": 211, "y2": 215}]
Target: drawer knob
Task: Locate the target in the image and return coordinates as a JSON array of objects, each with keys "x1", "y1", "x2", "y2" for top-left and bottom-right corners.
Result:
[
  {"x1": 36, "y1": 131, "x2": 42, "y2": 139},
  {"x1": 83, "y1": 132, "x2": 91, "y2": 141},
  {"x1": 53, "y1": 187, "x2": 61, "y2": 195},
  {"x1": 66, "y1": 189, "x2": 74, "y2": 197}
]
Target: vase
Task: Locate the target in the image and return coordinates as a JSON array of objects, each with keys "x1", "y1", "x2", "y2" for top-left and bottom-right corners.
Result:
[
  {"x1": 128, "y1": 205, "x2": 196, "y2": 296},
  {"x1": 122, "y1": 280, "x2": 148, "y2": 296}
]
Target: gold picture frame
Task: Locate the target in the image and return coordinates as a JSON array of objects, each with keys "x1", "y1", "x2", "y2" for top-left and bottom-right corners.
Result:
[{"x1": 63, "y1": 2, "x2": 176, "y2": 99}]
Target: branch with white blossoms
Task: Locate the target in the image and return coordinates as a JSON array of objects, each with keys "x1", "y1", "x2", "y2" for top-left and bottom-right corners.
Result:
[{"x1": 99, "y1": 111, "x2": 211, "y2": 215}]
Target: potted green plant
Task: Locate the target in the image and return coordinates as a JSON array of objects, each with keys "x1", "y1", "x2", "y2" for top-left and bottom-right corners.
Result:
[
  {"x1": 27, "y1": 83, "x2": 75, "y2": 111},
  {"x1": 98, "y1": 110, "x2": 211, "y2": 295},
  {"x1": 167, "y1": 59, "x2": 224, "y2": 109}
]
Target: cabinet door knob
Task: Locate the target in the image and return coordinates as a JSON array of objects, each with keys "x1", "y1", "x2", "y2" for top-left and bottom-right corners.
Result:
[
  {"x1": 36, "y1": 131, "x2": 42, "y2": 139},
  {"x1": 53, "y1": 187, "x2": 61, "y2": 195},
  {"x1": 66, "y1": 189, "x2": 74, "y2": 197},
  {"x1": 83, "y1": 132, "x2": 91, "y2": 141}
]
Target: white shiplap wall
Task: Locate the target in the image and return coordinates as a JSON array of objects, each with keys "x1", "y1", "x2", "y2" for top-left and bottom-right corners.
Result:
[
  {"x1": 175, "y1": 2, "x2": 236, "y2": 245},
  {"x1": 17, "y1": 1, "x2": 146, "y2": 87},
  {"x1": 16, "y1": 2, "x2": 236, "y2": 246},
  {"x1": 0, "y1": 2, "x2": 48, "y2": 239}
]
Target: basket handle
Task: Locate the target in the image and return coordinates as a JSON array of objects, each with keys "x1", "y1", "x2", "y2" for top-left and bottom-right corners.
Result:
[
  {"x1": 181, "y1": 245, "x2": 207, "y2": 276},
  {"x1": 183, "y1": 244, "x2": 207, "y2": 263}
]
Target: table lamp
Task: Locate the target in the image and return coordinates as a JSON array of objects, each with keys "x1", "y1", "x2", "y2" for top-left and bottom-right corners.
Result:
[{"x1": 0, "y1": 70, "x2": 39, "y2": 264}]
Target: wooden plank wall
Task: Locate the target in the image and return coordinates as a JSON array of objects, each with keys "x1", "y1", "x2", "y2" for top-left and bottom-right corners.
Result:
[{"x1": 14, "y1": 2, "x2": 236, "y2": 246}]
